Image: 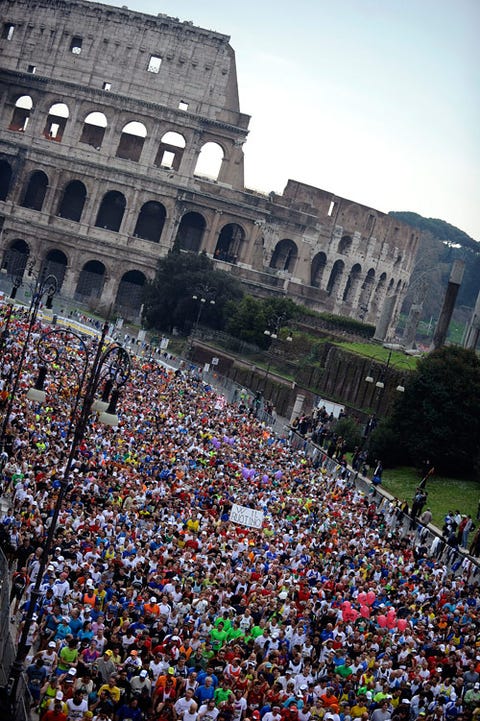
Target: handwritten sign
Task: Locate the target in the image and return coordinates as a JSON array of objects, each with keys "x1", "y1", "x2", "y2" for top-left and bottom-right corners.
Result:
[{"x1": 229, "y1": 503, "x2": 264, "y2": 529}]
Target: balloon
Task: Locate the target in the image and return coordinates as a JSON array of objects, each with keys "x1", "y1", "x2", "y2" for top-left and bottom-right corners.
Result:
[
  {"x1": 360, "y1": 605, "x2": 370, "y2": 618},
  {"x1": 349, "y1": 609, "x2": 359, "y2": 621},
  {"x1": 248, "y1": 469, "x2": 256, "y2": 479},
  {"x1": 377, "y1": 615, "x2": 387, "y2": 628},
  {"x1": 357, "y1": 592, "x2": 367, "y2": 605},
  {"x1": 342, "y1": 609, "x2": 352, "y2": 622},
  {"x1": 274, "y1": 470, "x2": 283, "y2": 480},
  {"x1": 262, "y1": 475, "x2": 269, "y2": 483},
  {"x1": 241, "y1": 468, "x2": 249, "y2": 479},
  {"x1": 366, "y1": 591, "x2": 376, "y2": 606},
  {"x1": 387, "y1": 608, "x2": 396, "y2": 619},
  {"x1": 341, "y1": 601, "x2": 351, "y2": 610},
  {"x1": 387, "y1": 618, "x2": 397, "y2": 629},
  {"x1": 397, "y1": 619, "x2": 408, "y2": 632}
]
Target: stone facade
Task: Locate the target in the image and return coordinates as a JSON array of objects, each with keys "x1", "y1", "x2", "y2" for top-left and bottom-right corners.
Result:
[{"x1": 0, "y1": 0, "x2": 419, "y2": 327}]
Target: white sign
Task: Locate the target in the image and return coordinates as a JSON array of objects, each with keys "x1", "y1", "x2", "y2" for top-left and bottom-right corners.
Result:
[{"x1": 229, "y1": 503, "x2": 264, "y2": 529}]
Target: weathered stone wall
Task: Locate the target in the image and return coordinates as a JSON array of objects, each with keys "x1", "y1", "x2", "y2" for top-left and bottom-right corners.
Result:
[{"x1": 0, "y1": 0, "x2": 418, "y2": 327}]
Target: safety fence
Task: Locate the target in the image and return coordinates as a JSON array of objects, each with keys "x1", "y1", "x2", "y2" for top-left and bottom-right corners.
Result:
[{"x1": 0, "y1": 548, "x2": 30, "y2": 721}]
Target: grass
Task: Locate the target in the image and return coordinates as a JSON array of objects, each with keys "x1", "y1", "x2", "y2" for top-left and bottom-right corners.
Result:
[
  {"x1": 333, "y1": 342, "x2": 419, "y2": 370},
  {"x1": 380, "y1": 465, "x2": 480, "y2": 529}
]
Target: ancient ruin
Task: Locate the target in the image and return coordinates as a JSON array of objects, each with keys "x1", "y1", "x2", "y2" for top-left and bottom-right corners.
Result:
[{"x1": 0, "y1": 0, "x2": 418, "y2": 328}]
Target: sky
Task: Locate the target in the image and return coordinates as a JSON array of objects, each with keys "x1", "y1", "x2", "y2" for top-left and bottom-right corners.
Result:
[{"x1": 100, "y1": 0, "x2": 480, "y2": 240}]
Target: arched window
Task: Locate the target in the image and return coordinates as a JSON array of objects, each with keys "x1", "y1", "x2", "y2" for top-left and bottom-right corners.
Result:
[
  {"x1": 95, "y1": 190, "x2": 126, "y2": 232},
  {"x1": 133, "y1": 201, "x2": 166, "y2": 243},
  {"x1": 270, "y1": 239, "x2": 298, "y2": 273},
  {"x1": 79, "y1": 111, "x2": 108, "y2": 149},
  {"x1": 1, "y1": 239, "x2": 30, "y2": 278},
  {"x1": 342, "y1": 263, "x2": 362, "y2": 303},
  {"x1": 175, "y1": 212, "x2": 206, "y2": 253},
  {"x1": 75, "y1": 260, "x2": 106, "y2": 300},
  {"x1": 214, "y1": 223, "x2": 245, "y2": 264},
  {"x1": 9, "y1": 95, "x2": 33, "y2": 132},
  {"x1": 43, "y1": 102, "x2": 69, "y2": 141},
  {"x1": 155, "y1": 131, "x2": 186, "y2": 170},
  {"x1": 42, "y1": 249, "x2": 68, "y2": 289},
  {"x1": 338, "y1": 235, "x2": 352, "y2": 254},
  {"x1": 326, "y1": 259, "x2": 345, "y2": 297},
  {"x1": 116, "y1": 121, "x2": 147, "y2": 162},
  {"x1": 21, "y1": 170, "x2": 49, "y2": 211},
  {"x1": 370, "y1": 272, "x2": 387, "y2": 310},
  {"x1": 115, "y1": 270, "x2": 146, "y2": 319},
  {"x1": 0, "y1": 160, "x2": 13, "y2": 201},
  {"x1": 194, "y1": 142, "x2": 224, "y2": 180},
  {"x1": 311, "y1": 252, "x2": 327, "y2": 288},
  {"x1": 57, "y1": 180, "x2": 87, "y2": 222},
  {"x1": 357, "y1": 268, "x2": 376, "y2": 314}
]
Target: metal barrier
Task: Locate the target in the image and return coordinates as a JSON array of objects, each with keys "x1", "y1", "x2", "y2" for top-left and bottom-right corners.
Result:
[
  {"x1": 287, "y1": 428, "x2": 480, "y2": 578},
  {"x1": 0, "y1": 549, "x2": 31, "y2": 721}
]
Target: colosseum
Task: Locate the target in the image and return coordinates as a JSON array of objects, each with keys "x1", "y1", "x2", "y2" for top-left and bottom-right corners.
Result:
[{"x1": 0, "y1": 0, "x2": 419, "y2": 332}]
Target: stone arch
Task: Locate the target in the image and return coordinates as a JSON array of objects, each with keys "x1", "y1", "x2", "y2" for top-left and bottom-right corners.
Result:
[
  {"x1": 21, "y1": 170, "x2": 49, "y2": 211},
  {"x1": 115, "y1": 269, "x2": 146, "y2": 318},
  {"x1": 214, "y1": 223, "x2": 245, "y2": 264},
  {"x1": 43, "y1": 102, "x2": 69, "y2": 141},
  {"x1": 57, "y1": 180, "x2": 87, "y2": 222},
  {"x1": 79, "y1": 111, "x2": 108, "y2": 149},
  {"x1": 1, "y1": 239, "x2": 30, "y2": 278},
  {"x1": 175, "y1": 212, "x2": 206, "y2": 253},
  {"x1": 338, "y1": 235, "x2": 352, "y2": 254},
  {"x1": 95, "y1": 190, "x2": 126, "y2": 232},
  {"x1": 0, "y1": 159, "x2": 13, "y2": 201},
  {"x1": 357, "y1": 267, "x2": 376, "y2": 314},
  {"x1": 326, "y1": 259, "x2": 345, "y2": 296},
  {"x1": 155, "y1": 131, "x2": 186, "y2": 170},
  {"x1": 194, "y1": 141, "x2": 224, "y2": 180},
  {"x1": 42, "y1": 248, "x2": 68, "y2": 289},
  {"x1": 116, "y1": 121, "x2": 147, "y2": 162},
  {"x1": 370, "y1": 271, "x2": 387, "y2": 310},
  {"x1": 342, "y1": 263, "x2": 362, "y2": 303},
  {"x1": 133, "y1": 201, "x2": 166, "y2": 243},
  {"x1": 9, "y1": 95, "x2": 33, "y2": 132},
  {"x1": 270, "y1": 239, "x2": 298, "y2": 273},
  {"x1": 311, "y1": 252, "x2": 327, "y2": 287},
  {"x1": 75, "y1": 259, "x2": 106, "y2": 300}
]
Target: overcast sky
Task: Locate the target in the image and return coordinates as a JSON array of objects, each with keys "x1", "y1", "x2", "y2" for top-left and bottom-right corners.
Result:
[{"x1": 100, "y1": 0, "x2": 480, "y2": 240}]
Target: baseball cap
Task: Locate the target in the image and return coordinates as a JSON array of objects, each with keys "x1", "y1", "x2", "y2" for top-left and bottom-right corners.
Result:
[
  {"x1": 68, "y1": 668, "x2": 77, "y2": 676},
  {"x1": 168, "y1": 667, "x2": 175, "y2": 674},
  {"x1": 104, "y1": 650, "x2": 113, "y2": 657},
  {"x1": 140, "y1": 670, "x2": 148, "y2": 678},
  {"x1": 56, "y1": 691, "x2": 64, "y2": 700},
  {"x1": 48, "y1": 641, "x2": 56, "y2": 648},
  {"x1": 150, "y1": 596, "x2": 157, "y2": 602}
]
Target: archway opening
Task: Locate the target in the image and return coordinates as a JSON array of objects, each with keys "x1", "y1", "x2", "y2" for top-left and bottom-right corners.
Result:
[
  {"x1": 95, "y1": 191, "x2": 126, "y2": 232},
  {"x1": 326, "y1": 259, "x2": 345, "y2": 297},
  {"x1": 133, "y1": 201, "x2": 166, "y2": 243},
  {"x1": 43, "y1": 102, "x2": 69, "y2": 142},
  {"x1": 1, "y1": 239, "x2": 30, "y2": 278},
  {"x1": 42, "y1": 249, "x2": 68, "y2": 289},
  {"x1": 175, "y1": 212, "x2": 206, "y2": 253},
  {"x1": 21, "y1": 170, "x2": 48, "y2": 211},
  {"x1": 155, "y1": 131, "x2": 186, "y2": 170},
  {"x1": 9, "y1": 95, "x2": 33, "y2": 132},
  {"x1": 0, "y1": 160, "x2": 13, "y2": 201},
  {"x1": 214, "y1": 223, "x2": 244, "y2": 264},
  {"x1": 75, "y1": 260, "x2": 106, "y2": 300},
  {"x1": 269, "y1": 239, "x2": 298, "y2": 273},
  {"x1": 57, "y1": 180, "x2": 87, "y2": 222},
  {"x1": 116, "y1": 121, "x2": 147, "y2": 162},
  {"x1": 342, "y1": 263, "x2": 362, "y2": 303},
  {"x1": 194, "y1": 142, "x2": 224, "y2": 180},
  {"x1": 338, "y1": 235, "x2": 352, "y2": 254},
  {"x1": 80, "y1": 111, "x2": 108, "y2": 149},
  {"x1": 311, "y1": 252, "x2": 327, "y2": 288},
  {"x1": 115, "y1": 270, "x2": 146, "y2": 319}
]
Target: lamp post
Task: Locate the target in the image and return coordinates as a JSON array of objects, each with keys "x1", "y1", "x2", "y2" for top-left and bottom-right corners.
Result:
[
  {"x1": 364, "y1": 348, "x2": 407, "y2": 414},
  {"x1": 7, "y1": 321, "x2": 131, "y2": 710},
  {"x1": 262, "y1": 316, "x2": 292, "y2": 397},
  {"x1": 0, "y1": 273, "x2": 58, "y2": 452},
  {"x1": 186, "y1": 293, "x2": 215, "y2": 358}
]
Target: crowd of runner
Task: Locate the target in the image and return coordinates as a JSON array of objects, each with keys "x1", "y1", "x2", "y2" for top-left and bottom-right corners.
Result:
[{"x1": 1, "y1": 309, "x2": 480, "y2": 721}]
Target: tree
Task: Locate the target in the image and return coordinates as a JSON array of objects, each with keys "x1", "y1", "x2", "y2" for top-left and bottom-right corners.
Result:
[
  {"x1": 225, "y1": 295, "x2": 299, "y2": 347},
  {"x1": 142, "y1": 249, "x2": 243, "y2": 333},
  {"x1": 370, "y1": 346, "x2": 480, "y2": 477}
]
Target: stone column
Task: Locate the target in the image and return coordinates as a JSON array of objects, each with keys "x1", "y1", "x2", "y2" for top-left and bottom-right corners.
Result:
[
  {"x1": 290, "y1": 394, "x2": 305, "y2": 425},
  {"x1": 403, "y1": 302, "x2": 423, "y2": 349},
  {"x1": 431, "y1": 260, "x2": 465, "y2": 350},
  {"x1": 373, "y1": 294, "x2": 398, "y2": 342},
  {"x1": 464, "y1": 289, "x2": 480, "y2": 351}
]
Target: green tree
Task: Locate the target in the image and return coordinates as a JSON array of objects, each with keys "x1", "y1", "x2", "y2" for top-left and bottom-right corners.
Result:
[
  {"x1": 225, "y1": 295, "x2": 299, "y2": 347},
  {"x1": 142, "y1": 249, "x2": 243, "y2": 333},
  {"x1": 370, "y1": 346, "x2": 480, "y2": 477}
]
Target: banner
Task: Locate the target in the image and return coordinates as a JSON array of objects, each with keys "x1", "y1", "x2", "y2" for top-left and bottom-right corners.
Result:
[{"x1": 229, "y1": 503, "x2": 264, "y2": 529}]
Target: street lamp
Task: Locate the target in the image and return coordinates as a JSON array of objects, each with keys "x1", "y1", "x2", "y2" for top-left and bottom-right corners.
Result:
[
  {"x1": 364, "y1": 348, "x2": 407, "y2": 414},
  {"x1": 186, "y1": 293, "x2": 215, "y2": 359},
  {"x1": 0, "y1": 273, "x2": 58, "y2": 452},
  {"x1": 7, "y1": 321, "x2": 131, "y2": 710},
  {"x1": 261, "y1": 318, "x2": 293, "y2": 397}
]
